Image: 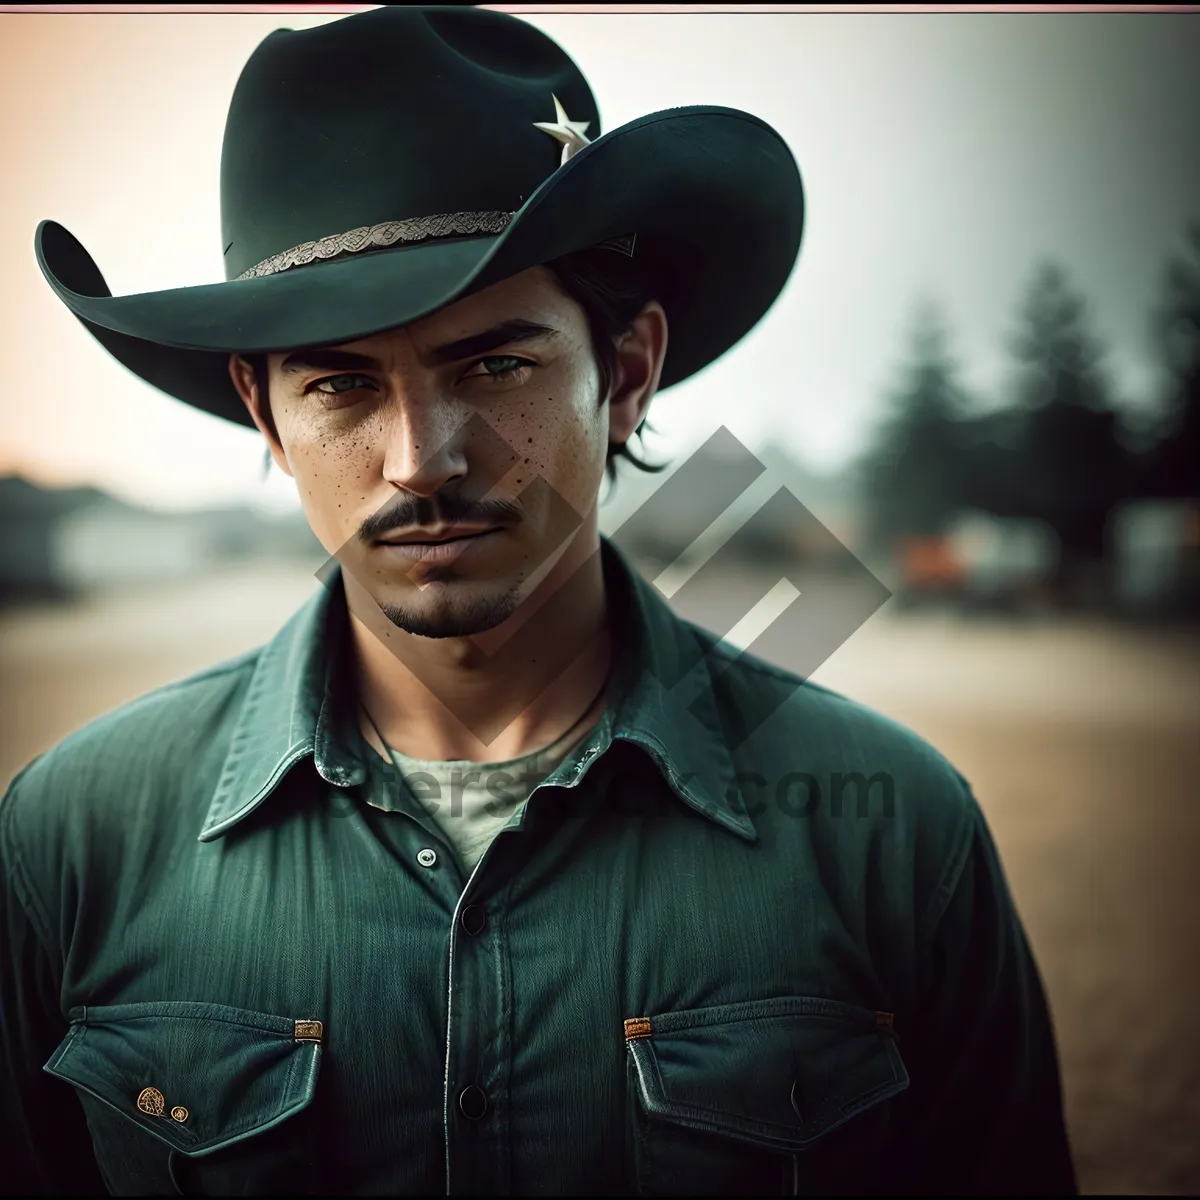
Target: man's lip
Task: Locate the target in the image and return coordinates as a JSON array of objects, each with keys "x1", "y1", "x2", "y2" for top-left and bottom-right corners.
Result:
[{"x1": 376, "y1": 524, "x2": 502, "y2": 546}]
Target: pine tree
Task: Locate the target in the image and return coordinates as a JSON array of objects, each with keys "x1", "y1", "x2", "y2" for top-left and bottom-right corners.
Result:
[
  {"x1": 857, "y1": 300, "x2": 969, "y2": 555},
  {"x1": 1010, "y1": 262, "x2": 1111, "y2": 411},
  {"x1": 1147, "y1": 222, "x2": 1200, "y2": 499},
  {"x1": 1005, "y1": 261, "x2": 1130, "y2": 596}
]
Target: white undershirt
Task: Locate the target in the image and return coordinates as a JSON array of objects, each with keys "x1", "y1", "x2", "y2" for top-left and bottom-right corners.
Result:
[{"x1": 362, "y1": 718, "x2": 599, "y2": 875}]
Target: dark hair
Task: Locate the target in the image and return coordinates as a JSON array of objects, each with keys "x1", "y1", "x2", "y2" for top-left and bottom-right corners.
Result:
[
  {"x1": 543, "y1": 244, "x2": 670, "y2": 486},
  {"x1": 244, "y1": 243, "x2": 670, "y2": 489}
]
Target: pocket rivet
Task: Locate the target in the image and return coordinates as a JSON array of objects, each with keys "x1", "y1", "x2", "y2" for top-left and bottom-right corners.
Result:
[
  {"x1": 171, "y1": 1106, "x2": 189, "y2": 1122},
  {"x1": 136, "y1": 1086, "x2": 165, "y2": 1116}
]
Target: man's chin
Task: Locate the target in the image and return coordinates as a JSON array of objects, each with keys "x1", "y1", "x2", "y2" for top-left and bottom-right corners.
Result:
[{"x1": 377, "y1": 583, "x2": 521, "y2": 639}]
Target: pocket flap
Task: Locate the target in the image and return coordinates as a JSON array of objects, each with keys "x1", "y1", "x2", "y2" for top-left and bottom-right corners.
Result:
[
  {"x1": 625, "y1": 996, "x2": 908, "y2": 1152},
  {"x1": 43, "y1": 1000, "x2": 323, "y2": 1156}
]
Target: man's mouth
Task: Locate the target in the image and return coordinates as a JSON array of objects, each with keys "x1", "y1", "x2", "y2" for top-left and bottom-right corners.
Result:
[
  {"x1": 377, "y1": 523, "x2": 501, "y2": 546},
  {"x1": 412, "y1": 530, "x2": 486, "y2": 545},
  {"x1": 375, "y1": 525, "x2": 503, "y2": 564}
]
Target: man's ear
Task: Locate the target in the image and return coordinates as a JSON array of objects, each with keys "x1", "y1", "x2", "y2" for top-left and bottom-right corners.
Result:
[
  {"x1": 607, "y1": 300, "x2": 668, "y2": 452},
  {"x1": 228, "y1": 354, "x2": 293, "y2": 479}
]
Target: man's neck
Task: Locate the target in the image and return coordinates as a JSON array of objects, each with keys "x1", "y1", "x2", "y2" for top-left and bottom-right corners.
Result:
[{"x1": 345, "y1": 525, "x2": 612, "y2": 764}]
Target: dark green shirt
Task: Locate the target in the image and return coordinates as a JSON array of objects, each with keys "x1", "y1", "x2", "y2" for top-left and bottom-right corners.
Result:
[{"x1": 0, "y1": 538, "x2": 1076, "y2": 1195}]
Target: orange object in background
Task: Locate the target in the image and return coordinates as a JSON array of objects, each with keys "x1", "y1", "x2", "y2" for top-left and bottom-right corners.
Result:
[{"x1": 898, "y1": 534, "x2": 966, "y2": 590}]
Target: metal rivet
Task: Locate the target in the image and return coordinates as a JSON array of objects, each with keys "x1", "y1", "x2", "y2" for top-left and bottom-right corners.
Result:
[
  {"x1": 171, "y1": 1106, "x2": 188, "y2": 1122},
  {"x1": 294, "y1": 1019, "x2": 323, "y2": 1042},
  {"x1": 136, "y1": 1087, "x2": 165, "y2": 1116},
  {"x1": 416, "y1": 847, "x2": 437, "y2": 868}
]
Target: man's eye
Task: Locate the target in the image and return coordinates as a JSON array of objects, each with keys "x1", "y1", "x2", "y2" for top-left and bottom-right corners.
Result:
[
  {"x1": 311, "y1": 373, "x2": 376, "y2": 396},
  {"x1": 464, "y1": 356, "x2": 534, "y2": 384}
]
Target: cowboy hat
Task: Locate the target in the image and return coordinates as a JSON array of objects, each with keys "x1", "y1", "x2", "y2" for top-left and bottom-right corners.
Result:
[{"x1": 35, "y1": 5, "x2": 804, "y2": 427}]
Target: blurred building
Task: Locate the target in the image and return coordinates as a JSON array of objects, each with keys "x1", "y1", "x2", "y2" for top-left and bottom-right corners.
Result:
[
  {"x1": 0, "y1": 477, "x2": 109, "y2": 599},
  {"x1": 1110, "y1": 498, "x2": 1200, "y2": 618},
  {"x1": 893, "y1": 510, "x2": 1060, "y2": 613},
  {"x1": 0, "y1": 476, "x2": 324, "y2": 603},
  {"x1": 949, "y1": 511, "x2": 1059, "y2": 610}
]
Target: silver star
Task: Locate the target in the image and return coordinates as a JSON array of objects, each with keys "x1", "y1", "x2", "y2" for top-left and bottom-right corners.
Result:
[{"x1": 533, "y1": 94, "x2": 591, "y2": 166}]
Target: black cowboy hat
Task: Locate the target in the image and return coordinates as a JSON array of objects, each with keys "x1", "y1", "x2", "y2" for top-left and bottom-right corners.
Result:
[{"x1": 34, "y1": 5, "x2": 804, "y2": 428}]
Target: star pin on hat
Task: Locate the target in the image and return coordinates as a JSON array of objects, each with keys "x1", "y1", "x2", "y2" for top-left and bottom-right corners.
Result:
[{"x1": 533, "y1": 94, "x2": 592, "y2": 166}]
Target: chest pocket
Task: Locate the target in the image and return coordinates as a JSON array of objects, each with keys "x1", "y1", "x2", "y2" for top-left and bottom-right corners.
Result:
[
  {"x1": 43, "y1": 1000, "x2": 324, "y2": 1196},
  {"x1": 625, "y1": 995, "x2": 909, "y2": 1196}
]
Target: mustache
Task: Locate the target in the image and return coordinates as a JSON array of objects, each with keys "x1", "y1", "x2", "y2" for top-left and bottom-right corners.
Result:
[{"x1": 357, "y1": 492, "x2": 523, "y2": 543}]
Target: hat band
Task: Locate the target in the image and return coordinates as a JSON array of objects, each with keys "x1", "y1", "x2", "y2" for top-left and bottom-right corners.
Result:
[
  {"x1": 233, "y1": 213, "x2": 637, "y2": 281},
  {"x1": 233, "y1": 211, "x2": 516, "y2": 280}
]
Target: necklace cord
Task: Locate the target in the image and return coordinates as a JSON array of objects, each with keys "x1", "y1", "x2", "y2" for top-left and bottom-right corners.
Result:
[{"x1": 358, "y1": 668, "x2": 610, "y2": 766}]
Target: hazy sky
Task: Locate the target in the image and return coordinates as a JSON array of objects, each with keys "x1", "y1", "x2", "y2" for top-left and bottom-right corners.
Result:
[{"x1": 1, "y1": 6, "x2": 1197, "y2": 511}]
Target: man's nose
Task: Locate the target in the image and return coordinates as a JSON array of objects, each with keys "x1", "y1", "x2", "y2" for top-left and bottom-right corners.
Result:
[{"x1": 379, "y1": 394, "x2": 471, "y2": 497}]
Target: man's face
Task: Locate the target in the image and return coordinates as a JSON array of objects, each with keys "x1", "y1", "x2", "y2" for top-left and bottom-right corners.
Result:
[{"x1": 232, "y1": 264, "x2": 664, "y2": 639}]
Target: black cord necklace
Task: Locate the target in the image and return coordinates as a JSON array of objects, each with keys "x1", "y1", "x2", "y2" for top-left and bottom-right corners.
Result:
[{"x1": 359, "y1": 668, "x2": 610, "y2": 766}]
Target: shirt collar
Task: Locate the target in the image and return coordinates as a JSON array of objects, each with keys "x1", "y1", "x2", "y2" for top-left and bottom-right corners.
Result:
[
  {"x1": 199, "y1": 536, "x2": 755, "y2": 843},
  {"x1": 594, "y1": 537, "x2": 756, "y2": 842}
]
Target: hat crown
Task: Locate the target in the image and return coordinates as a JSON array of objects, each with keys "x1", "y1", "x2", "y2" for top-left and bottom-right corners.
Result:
[{"x1": 219, "y1": 6, "x2": 599, "y2": 281}]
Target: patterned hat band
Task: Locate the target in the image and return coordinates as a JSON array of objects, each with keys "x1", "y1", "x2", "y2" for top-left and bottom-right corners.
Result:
[{"x1": 233, "y1": 212, "x2": 636, "y2": 281}]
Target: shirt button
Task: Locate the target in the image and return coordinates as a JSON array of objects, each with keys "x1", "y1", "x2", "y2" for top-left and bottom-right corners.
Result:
[
  {"x1": 416, "y1": 848, "x2": 437, "y2": 868},
  {"x1": 458, "y1": 1085, "x2": 488, "y2": 1120},
  {"x1": 460, "y1": 905, "x2": 486, "y2": 936}
]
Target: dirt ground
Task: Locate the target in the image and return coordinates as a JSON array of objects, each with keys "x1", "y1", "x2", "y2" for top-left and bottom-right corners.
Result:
[{"x1": 1, "y1": 563, "x2": 1198, "y2": 1194}]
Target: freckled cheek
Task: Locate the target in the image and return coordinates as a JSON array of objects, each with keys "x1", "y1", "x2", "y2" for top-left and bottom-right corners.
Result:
[
  {"x1": 493, "y1": 420, "x2": 591, "y2": 507},
  {"x1": 498, "y1": 370, "x2": 604, "y2": 491},
  {"x1": 284, "y1": 424, "x2": 382, "y2": 547}
]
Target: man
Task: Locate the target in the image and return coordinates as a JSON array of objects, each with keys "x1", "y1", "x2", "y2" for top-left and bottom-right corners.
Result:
[{"x1": 1, "y1": 6, "x2": 1076, "y2": 1195}]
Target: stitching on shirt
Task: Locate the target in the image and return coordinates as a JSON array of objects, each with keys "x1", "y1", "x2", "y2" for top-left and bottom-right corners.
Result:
[
  {"x1": 175, "y1": 1045, "x2": 307, "y2": 1150},
  {"x1": 646, "y1": 996, "x2": 878, "y2": 1033},
  {"x1": 80, "y1": 1010, "x2": 293, "y2": 1037},
  {"x1": 632, "y1": 732, "x2": 744, "y2": 831}
]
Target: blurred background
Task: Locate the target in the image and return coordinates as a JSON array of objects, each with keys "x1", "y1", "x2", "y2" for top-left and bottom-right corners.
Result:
[{"x1": 1, "y1": 5, "x2": 1198, "y2": 1194}]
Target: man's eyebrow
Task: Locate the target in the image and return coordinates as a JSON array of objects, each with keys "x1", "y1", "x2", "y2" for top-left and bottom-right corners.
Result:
[
  {"x1": 279, "y1": 349, "x2": 380, "y2": 377},
  {"x1": 426, "y1": 319, "x2": 559, "y2": 364},
  {"x1": 278, "y1": 320, "x2": 560, "y2": 380}
]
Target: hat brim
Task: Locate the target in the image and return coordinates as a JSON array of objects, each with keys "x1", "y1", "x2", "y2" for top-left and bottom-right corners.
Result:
[{"x1": 36, "y1": 106, "x2": 804, "y2": 429}]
